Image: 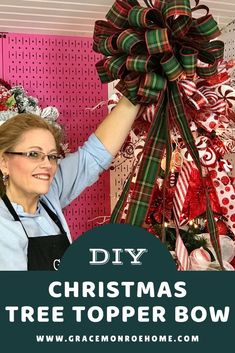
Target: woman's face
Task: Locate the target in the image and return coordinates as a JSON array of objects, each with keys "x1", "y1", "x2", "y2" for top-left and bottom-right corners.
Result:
[{"x1": 3, "y1": 128, "x2": 58, "y2": 202}]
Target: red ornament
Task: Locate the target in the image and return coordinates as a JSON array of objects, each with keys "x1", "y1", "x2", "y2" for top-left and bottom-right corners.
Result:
[
  {"x1": 205, "y1": 219, "x2": 228, "y2": 235},
  {"x1": 216, "y1": 220, "x2": 228, "y2": 235}
]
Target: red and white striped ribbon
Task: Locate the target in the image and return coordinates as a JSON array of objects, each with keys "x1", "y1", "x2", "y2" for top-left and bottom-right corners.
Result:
[
  {"x1": 142, "y1": 103, "x2": 158, "y2": 123},
  {"x1": 173, "y1": 161, "x2": 193, "y2": 226},
  {"x1": 210, "y1": 100, "x2": 227, "y2": 113},
  {"x1": 179, "y1": 80, "x2": 197, "y2": 96},
  {"x1": 175, "y1": 228, "x2": 190, "y2": 271}
]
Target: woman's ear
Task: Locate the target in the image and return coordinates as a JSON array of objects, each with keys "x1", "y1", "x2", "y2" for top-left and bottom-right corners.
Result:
[{"x1": 0, "y1": 154, "x2": 9, "y2": 175}]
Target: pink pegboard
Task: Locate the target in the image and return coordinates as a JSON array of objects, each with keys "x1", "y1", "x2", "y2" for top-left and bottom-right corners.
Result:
[
  {"x1": 0, "y1": 34, "x2": 3, "y2": 78},
  {"x1": 2, "y1": 32, "x2": 110, "y2": 239}
]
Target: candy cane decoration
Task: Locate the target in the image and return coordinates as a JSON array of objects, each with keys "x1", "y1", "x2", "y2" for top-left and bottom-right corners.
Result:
[
  {"x1": 175, "y1": 228, "x2": 190, "y2": 271},
  {"x1": 173, "y1": 161, "x2": 194, "y2": 226}
]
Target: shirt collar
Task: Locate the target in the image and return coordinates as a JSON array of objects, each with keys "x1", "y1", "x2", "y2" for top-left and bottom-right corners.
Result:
[{"x1": 11, "y1": 202, "x2": 42, "y2": 218}]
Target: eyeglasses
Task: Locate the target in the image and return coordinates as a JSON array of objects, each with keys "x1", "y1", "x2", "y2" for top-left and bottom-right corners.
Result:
[{"x1": 5, "y1": 151, "x2": 62, "y2": 165}]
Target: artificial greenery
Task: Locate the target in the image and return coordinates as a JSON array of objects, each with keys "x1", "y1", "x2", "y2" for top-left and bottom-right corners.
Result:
[{"x1": 150, "y1": 215, "x2": 209, "y2": 253}]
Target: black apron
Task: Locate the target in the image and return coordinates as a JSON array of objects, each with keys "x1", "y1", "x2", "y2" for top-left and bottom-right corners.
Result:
[{"x1": 2, "y1": 194, "x2": 70, "y2": 271}]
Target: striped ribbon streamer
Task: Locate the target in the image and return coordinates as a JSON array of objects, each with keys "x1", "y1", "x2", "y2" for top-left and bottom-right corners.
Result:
[{"x1": 173, "y1": 161, "x2": 194, "y2": 227}]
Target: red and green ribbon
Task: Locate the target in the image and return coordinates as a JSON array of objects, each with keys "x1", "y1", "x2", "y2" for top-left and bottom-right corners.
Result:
[{"x1": 93, "y1": 0, "x2": 224, "y2": 268}]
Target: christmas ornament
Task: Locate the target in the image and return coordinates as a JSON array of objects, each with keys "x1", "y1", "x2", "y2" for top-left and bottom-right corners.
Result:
[
  {"x1": 216, "y1": 220, "x2": 228, "y2": 235},
  {"x1": 189, "y1": 247, "x2": 211, "y2": 270},
  {"x1": 219, "y1": 235, "x2": 235, "y2": 263},
  {"x1": 169, "y1": 169, "x2": 176, "y2": 188}
]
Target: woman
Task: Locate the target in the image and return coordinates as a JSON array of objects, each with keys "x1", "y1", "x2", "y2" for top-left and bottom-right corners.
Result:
[{"x1": 0, "y1": 96, "x2": 139, "y2": 271}]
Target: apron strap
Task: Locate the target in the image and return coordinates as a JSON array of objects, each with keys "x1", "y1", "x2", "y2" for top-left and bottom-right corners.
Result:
[
  {"x1": 40, "y1": 200, "x2": 66, "y2": 235},
  {"x1": 2, "y1": 194, "x2": 66, "y2": 237},
  {"x1": 2, "y1": 194, "x2": 20, "y2": 221},
  {"x1": 2, "y1": 194, "x2": 29, "y2": 238}
]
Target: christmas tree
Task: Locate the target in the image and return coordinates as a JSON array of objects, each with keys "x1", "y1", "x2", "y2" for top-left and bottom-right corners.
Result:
[{"x1": 93, "y1": 0, "x2": 235, "y2": 270}]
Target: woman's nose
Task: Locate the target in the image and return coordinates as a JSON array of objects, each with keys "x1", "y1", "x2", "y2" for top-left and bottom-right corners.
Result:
[{"x1": 39, "y1": 155, "x2": 53, "y2": 168}]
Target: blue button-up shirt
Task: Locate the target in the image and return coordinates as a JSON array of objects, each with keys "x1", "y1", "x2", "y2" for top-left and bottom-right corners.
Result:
[{"x1": 0, "y1": 133, "x2": 113, "y2": 270}]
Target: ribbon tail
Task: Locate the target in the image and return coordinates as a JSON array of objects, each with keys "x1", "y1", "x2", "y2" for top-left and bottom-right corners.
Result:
[
  {"x1": 170, "y1": 81, "x2": 201, "y2": 172},
  {"x1": 125, "y1": 93, "x2": 167, "y2": 226},
  {"x1": 162, "y1": 99, "x2": 172, "y2": 242},
  {"x1": 175, "y1": 227, "x2": 190, "y2": 271},
  {"x1": 169, "y1": 82, "x2": 224, "y2": 270},
  {"x1": 205, "y1": 187, "x2": 224, "y2": 270}
]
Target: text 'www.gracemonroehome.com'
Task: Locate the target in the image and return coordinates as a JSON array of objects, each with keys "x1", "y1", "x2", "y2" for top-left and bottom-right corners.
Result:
[{"x1": 36, "y1": 334, "x2": 200, "y2": 344}]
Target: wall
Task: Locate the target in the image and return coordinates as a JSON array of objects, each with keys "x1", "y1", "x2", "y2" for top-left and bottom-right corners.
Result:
[{"x1": 221, "y1": 20, "x2": 235, "y2": 59}]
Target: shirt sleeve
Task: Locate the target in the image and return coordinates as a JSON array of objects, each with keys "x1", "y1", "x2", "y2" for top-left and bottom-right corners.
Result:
[{"x1": 48, "y1": 133, "x2": 113, "y2": 208}]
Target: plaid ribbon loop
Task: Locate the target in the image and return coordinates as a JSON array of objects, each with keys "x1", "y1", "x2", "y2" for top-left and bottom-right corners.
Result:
[
  {"x1": 160, "y1": 53, "x2": 184, "y2": 81},
  {"x1": 162, "y1": 0, "x2": 192, "y2": 38},
  {"x1": 104, "y1": 55, "x2": 127, "y2": 80},
  {"x1": 98, "y1": 34, "x2": 120, "y2": 56},
  {"x1": 93, "y1": 0, "x2": 224, "y2": 269},
  {"x1": 126, "y1": 55, "x2": 155, "y2": 73},
  {"x1": 138, "y1": 72, "x2": 167, "y2": 98},
  {"x1": 128, "y1": 6, "x2": 164, "y2": 29},
  {"x1": 116, "y1": 29, "x2": 145, "y2": 54},
  {"x1": 93, "y1": 20, "x2": 121, "y2": 52},
  {"x1": 106, "y1": 0, "x2": 134, "y2": 29},
  {"x1": 145, "y1": 28, "x2": 172, "y2": 54},
  {"x1": 180, "y1": 47, "x2": 198, "y2": 79},
  {"x1": 189, "y1": 15, "x2": 221, "y2": 41}
]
